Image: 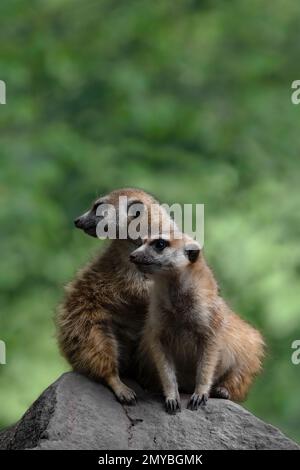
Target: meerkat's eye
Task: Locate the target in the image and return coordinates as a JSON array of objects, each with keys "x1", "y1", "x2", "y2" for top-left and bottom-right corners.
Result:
[{"x1": 152, "y1": 239, "x2": 169, "y2": 251}]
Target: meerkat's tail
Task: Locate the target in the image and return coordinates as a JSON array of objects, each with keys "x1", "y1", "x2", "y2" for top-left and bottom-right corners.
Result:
[
  {"x1": 217, "y1": 369, "x2": 257, "y2": 402},
  {"x1": 216, "y1": 315, "x2": 265, "y2": 402}
]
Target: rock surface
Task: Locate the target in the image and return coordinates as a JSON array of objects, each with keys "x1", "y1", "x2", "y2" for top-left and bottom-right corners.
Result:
[{"x1": 0, "y1": 372, "x2": 298, "y2": 450}]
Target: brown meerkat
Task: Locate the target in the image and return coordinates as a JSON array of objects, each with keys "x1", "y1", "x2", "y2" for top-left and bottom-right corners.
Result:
[
  {"x1": 130, "y1": 232, "x2": 265, "y2": 413},
  {"x1": 56, "y1": 188, "x2": 175, "y2": 405}
]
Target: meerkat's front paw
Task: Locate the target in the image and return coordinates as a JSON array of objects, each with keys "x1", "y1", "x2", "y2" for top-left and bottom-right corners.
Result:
[
  {"x1": 187, "y1": 392, "x2": 208, "y2": 410},
  {"x1": 115, "y1": 384, "x2": 137, "y2": 406},
  {"x1": 165, "y1": 397, "x2": 181, "y2": 414}
]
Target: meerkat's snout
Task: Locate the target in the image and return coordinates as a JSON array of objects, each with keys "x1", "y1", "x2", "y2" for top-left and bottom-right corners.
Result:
[
  {"x1": 130, "y1": 235, "x2": 201, "y2": 275},
  {"x1": 74, "y1": 211, "x2": 99, "y2": 237},
  {"x1": 129, "y1": 245, "x2": 161, "y2": 274},
  {"x1": 74, "y1": 216, "x2": 83, "y2": 228}
]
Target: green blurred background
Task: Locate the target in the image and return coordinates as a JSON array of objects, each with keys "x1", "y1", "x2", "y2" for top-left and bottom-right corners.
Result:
[{"x1": 0, "y1": 0, "x2": 300, "y2": 442}]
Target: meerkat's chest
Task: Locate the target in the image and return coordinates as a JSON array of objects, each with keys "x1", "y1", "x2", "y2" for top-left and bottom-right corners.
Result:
[
  {"x1": 163, "y1": 331, "x2": 199, "y2": 393},
  {"x1": 156, "y1": 297, "x2": 209, "y2": 392},
  {"x1": 159, "y1": 309, "x2": 204, "y2": 361},
  {"x1": 158, "y1": 294, "x2": 210, "y2": 336}
]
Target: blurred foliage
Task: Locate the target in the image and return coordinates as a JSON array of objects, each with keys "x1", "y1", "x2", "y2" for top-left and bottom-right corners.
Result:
[{"x1": 0, "y1": 0, "x2": 300, "y2": 442}]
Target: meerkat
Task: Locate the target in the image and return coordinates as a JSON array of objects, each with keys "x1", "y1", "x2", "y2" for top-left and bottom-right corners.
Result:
[
  {"x1": 130, "y1": 232, "x2": 265, "y2": 413},
  {"x1": 56, "y1": 188, "x2": 175, "y2": 405}
]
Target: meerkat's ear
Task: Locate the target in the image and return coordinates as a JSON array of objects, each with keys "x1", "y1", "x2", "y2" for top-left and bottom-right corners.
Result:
[{"x1": 184, "y1": 241, "x2": 200, "y2": 263}]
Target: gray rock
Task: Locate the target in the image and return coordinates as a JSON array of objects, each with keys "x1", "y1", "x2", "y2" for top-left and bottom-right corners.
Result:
[{"x1": 0, "y1": 372, "x2": 298, "y2": 450}]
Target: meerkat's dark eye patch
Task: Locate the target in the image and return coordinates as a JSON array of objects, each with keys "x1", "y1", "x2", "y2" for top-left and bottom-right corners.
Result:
[
  {"x1": 127, "y1": 200, "x2": 144, "y2": 219},
  {"x1": 151, "y1": 238, "x2": 169, "y2": 251},
  {"x1": 93, "y1": 200, "x2": 103, "y2": 212}
]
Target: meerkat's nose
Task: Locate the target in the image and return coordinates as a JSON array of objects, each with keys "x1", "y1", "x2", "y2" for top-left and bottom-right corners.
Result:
[{"x1": 74, "y1": 217, "x2": 83, "y2": 228}]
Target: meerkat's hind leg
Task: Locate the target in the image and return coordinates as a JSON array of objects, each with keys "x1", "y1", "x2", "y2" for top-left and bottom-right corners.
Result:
[
  {"x1": 107, "y1": 375, "x2": 137, "y2": 405},
  {"x1": 80, "y1": 321, "x2": 137, "y2": 406}
]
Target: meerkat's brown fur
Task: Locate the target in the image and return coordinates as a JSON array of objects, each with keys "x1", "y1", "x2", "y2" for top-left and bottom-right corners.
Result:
[
  {"x1": 131, "y1": 233, "x2": 265, "y2": 412},
  {"x1": 57, "y1": 188, "x2": 172, "y2": 404}
]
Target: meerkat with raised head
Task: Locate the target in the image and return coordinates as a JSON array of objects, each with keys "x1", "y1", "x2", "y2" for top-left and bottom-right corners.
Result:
[
  {"x1": 130, "y1": 232, "x2": 265, "y2": 413},
  {"x1": 56, "y1": 188, "x2": 175, "y2": 405}
]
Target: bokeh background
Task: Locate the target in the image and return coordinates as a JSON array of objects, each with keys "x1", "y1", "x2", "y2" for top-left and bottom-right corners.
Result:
[{"x1": 0, "y1": 0, "x2": 300, "y2": 442}]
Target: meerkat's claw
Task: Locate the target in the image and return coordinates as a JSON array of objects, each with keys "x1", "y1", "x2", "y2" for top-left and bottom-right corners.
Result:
[
  {"x1": 200, "y1": 393, "x2": 208, "y2": 406},
  {"x1": 165, "y1": 397, "x2": 181, "y2": 414},
  {"x1": 187, "y1": 392, "x2": 208, "y2": 410}
]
